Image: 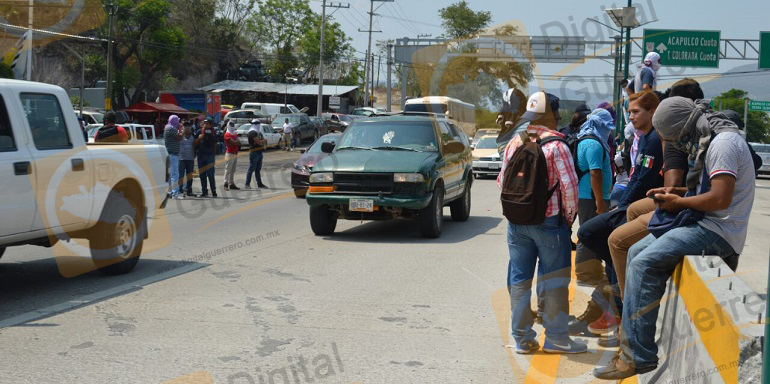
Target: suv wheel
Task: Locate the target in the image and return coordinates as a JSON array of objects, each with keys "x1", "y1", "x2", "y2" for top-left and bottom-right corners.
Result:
[
  {"x1": 310, "y1": 205, "x2": 337, "y2": 235},
  {"x1": 419, "y1": 185, "x2": 444, "y2": 238},
  {"x1": 450, "y1": 175, "x2": 472, "y2": 221},
  {"x1": 90, "y1": 189, "x2": 144, "y2": 275}
]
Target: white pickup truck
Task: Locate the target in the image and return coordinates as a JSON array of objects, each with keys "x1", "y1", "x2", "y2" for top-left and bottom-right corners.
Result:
[{"x1": 0, "y1": 79, "x2": 169, "y2": 275}]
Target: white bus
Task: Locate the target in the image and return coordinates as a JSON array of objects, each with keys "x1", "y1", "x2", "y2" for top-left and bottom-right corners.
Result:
[{"x1": 404, "y1": 96, "x2": 476, "y2": 136}]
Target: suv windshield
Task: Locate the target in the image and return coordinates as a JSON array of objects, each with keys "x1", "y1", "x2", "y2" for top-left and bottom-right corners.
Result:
[
  {"x1": 475, "y1": 137, "x2": 498, "y2": 149},
  {"x1": 337, "y1": 121, "x2": 438, "y2": 152}
]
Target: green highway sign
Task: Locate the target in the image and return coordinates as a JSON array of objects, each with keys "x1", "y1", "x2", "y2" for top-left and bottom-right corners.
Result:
[
  {"x1": 760, "y1": 32, "x2": 770, "y2": 70},
  {"x1": 749, "y1": 100, "x2": 770, "y2": 112},
  {"x1": 643, "y1": 29, "x2": 721, "y2": 68}
]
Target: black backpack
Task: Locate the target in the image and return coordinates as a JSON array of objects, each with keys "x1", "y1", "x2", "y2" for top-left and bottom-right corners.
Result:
[{"x1": 501, "y1": 132, "x2": 567, "y2": 225}]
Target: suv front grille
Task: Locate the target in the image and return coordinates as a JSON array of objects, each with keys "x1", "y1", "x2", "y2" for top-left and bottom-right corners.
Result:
[{"x1": 334, "y1": 173, "x2": 393, "y2": 194}]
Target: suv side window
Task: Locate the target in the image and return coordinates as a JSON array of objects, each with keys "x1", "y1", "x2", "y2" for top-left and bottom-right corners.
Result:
[
  {"x1": 0, "y1": 94, "x2": 15, "y2": 152},
  {"x1": 437, "y1": 122, "x2": 453, "y2": 146},
  {"x1": 20, "y1": 93, "x2": 72, "y2": 150},
  {"x1": 446, "y1": 123, "x2": 468, "y2": 145}
]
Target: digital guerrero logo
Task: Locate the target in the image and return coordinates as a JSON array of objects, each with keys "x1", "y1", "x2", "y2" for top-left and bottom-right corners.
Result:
[{"x1": 30, "y1": 142, "x2": 172, "y2": 278}]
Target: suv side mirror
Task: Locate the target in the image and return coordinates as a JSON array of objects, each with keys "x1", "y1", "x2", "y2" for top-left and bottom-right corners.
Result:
[
  {"x1": 321, "y1": 141, "x2": 335, "y2": 153},
  {"x1": 443, "y1": 141, "x2": 465, "y2": 154}
]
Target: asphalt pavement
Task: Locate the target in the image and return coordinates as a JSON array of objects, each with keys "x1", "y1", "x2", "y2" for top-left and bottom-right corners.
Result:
[{"x1": 1, "y1": 156, "x2": 769, "y2": 383}]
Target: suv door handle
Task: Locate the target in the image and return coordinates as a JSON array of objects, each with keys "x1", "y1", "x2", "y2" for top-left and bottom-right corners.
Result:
[
  {"x1": 71, "y1": 158, "x2": 85, "y2": 171},
  {"x1": 14, "y1": 161, "x2": 31, "y2": 175}
]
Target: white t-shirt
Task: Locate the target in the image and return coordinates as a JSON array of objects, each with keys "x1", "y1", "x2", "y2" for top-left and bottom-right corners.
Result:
[
  {"x1": 699, "y1": 132, "x2": 756, "y2": 254},
  {"x1": 283, "y1": 123, "x2": 293, "y2": 134}
]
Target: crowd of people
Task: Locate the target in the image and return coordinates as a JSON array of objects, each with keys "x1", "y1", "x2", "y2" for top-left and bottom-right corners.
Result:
[
  {"x1": 163, "y1": 116, "x2": 269, "y2": 199},
  {"x1": 497, "y1": 53, "x2": 762, "y2": 380}
]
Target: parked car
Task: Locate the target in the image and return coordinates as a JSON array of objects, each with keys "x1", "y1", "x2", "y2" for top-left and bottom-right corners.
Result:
[
  {"x1": 0, "y1": 79, "x2": 169, "y2": 275},
  {"x1": 750, "y1": 142, "x2": 770, "y2": 175},
  {"x1": 351, "y1": 107, "x2": 378, "y2": 117},
  {"x1": 306, "y1": 115, "x2": 473, "y2": 238},
  {"x1": 86, "y1": 124, "x2": 158, "y2": 145},
  {"x1": 322, "y1": 113, "x2": 354, "y2": 132},
  {"x1": 236, "y1": 123, "x2": 283, "y2": 150},
  {"x1": 471, "y1": 128, "x2": 500, "y2": 148},
  {"x1": 271, "y1": 114, "x2": 316, "y2": 142},
  {"x1": 309, "y1": 116, "x2": 330, "y2": 136},
  {"x1": 223, "y1": 109, "x2": 271, "y2": 127},
  {"x1": 472, "y1": 135, "x2": 502, "y2": 178},
  {"x1": 291, "y1": 133, "x2": 343, "y2": 198}
]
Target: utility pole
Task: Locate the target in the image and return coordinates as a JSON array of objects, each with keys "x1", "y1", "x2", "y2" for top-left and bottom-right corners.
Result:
[
  {"x1": 25, "y1": 0, "x2": 32, "y2": 80},
  {"x1": 370, "y1": 53, "x2": 375, "y2": 106},
  {"x1": 386, "y1": 42, "x2": 392, "y2": 112},
  {"x1": 376, "y1": 50, "x2": 382, "y2": 102},
  {"x1": 317, "y1": 1, "x2": 349, "y2": 117},
  {"x1": 360, "y1": 0, "x2": 393, "y2": 107},
  {"x1": 105, "y1": 2, "x2": 115, "y2": 111}
]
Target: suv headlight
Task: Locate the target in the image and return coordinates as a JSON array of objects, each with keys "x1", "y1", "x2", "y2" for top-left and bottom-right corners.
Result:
[
  {"x1": 309, "y1": 172, "x2": 333, "y2": 183},
  {"x1": 393, "y1": 173, "x2": 424, "y2": 183}
]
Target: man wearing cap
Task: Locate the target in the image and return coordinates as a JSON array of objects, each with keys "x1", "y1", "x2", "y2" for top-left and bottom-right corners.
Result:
[
  {"x1": 195, "y1": 119, "x2": 218, "y2": 197},
  {"x1": 497, "y1": 91, "x2": 586, "y2": 354}
]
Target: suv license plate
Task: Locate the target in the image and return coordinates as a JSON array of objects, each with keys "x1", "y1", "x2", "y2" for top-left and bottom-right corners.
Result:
[
  {"x1": 350, "y1": 199, "x2": 374, "y2": 212},
  {"x1": 488, "y1": 163, "x2": 500, "y2": 170}
]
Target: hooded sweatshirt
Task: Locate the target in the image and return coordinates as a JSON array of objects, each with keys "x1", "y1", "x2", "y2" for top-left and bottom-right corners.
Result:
[{"x1": 164, "y1": 115, "x2": 181, "y2": 155}]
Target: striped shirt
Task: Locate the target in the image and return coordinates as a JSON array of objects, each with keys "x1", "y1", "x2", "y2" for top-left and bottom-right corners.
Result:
[{"x1": 497, "y1": 125, "x2": 579, "y2": 223}]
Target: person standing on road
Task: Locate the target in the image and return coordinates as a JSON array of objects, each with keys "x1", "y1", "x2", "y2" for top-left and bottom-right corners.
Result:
[
  {"x1": 177, "y1": 123, "x2": 196, "y2": 198},
  {"x1": 223, "y1": 121, "x2": 240, "y2": 191},
  {"x1": 195, "y1": 119, "x2": 218, "y2": 197},
  {"x1": 283, "y1": 118, "x2": 294, "y2": 151},
  {"x1": 245, "y1": 119, "x2": 268, "y2": 189},
  {"x1": 498, "y1": 91, "x2": 586, "y2": 355},
  {"x1": 164, "y1": 115, "x2": 183, "y2": 199}
]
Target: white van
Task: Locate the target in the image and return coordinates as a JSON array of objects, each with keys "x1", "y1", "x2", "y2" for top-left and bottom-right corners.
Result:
[{"x1": 240, "y1": 102, "x2": 301, "y2": 117}]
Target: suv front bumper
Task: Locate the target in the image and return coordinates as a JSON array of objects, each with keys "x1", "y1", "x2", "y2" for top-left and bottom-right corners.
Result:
[{"x1": 306, "y1": 193, "x2": 433, "y2": 210}]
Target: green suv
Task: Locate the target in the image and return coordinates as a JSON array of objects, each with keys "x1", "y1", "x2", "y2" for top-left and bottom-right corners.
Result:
[{"x1": 305, "y1": 115, "x2": 473, "y2": 238}]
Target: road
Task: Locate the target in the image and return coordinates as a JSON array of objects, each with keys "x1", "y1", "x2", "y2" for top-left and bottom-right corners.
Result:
[{"x1": 1, "y1": 152, "x2": 769, "y2": 383}]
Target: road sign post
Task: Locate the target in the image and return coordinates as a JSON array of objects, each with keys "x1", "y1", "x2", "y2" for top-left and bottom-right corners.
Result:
[
  {"x1": 760, "y1": 32, "x2": 770, "y2": 70},
  {"x1": 643, "y1": 29, "x2": 721, "y2": 68}
]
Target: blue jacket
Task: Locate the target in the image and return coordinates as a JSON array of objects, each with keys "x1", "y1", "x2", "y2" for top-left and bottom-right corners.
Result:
[{"x1": 618, "y1": 127, "x2": 663, "y2": 208}]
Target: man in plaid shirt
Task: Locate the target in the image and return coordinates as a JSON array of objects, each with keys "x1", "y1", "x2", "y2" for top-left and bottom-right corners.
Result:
[{"x1": 497, "y1": 91, "x2": 585, "y2": 354}]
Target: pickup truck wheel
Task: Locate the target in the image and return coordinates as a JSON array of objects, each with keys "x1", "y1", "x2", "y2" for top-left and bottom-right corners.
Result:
[
  {"x1": 419, "y1": 186, "x2": 444, "y2": 238},
  {"x1": 450, "y1": 176, "x2": 472, "y2": 222},
  {"x1": 310, "y1": 205, "x2": 337, "y2": 236},
  {"x1": 91, "y1": 190, "x2": 144, "y2": 275}
]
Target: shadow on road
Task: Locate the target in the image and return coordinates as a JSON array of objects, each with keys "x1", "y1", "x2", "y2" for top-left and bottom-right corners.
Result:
[{"x1": 323, "y1": 214, "x2": 503, "y2": 244}]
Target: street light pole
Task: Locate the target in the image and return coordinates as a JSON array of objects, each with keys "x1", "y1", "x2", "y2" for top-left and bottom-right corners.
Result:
[
  {"x1": 25, "y1": 0, "x2": 32, "y2": 81},
  {"x1": 317, "y1": 0, "x2": 327, "y2": 117},
  {"x1": 361, "y1": 0, "x2": 392, "y2": 107}
]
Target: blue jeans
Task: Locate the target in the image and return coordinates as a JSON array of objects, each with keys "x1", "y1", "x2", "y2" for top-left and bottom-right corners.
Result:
[
  {"x1": 620, "y1": 225, "x2": 734, "y2": 368},
  {"x1": 197, "y1": 154, "x2": 216, "y2": 194},
  {"x1": 507, "y1": 216, "x2": 572, "y2": 345},
  {"x1": 167, "y1": 154, "x2": 179, "y2": 197},
  {"x1": 245, "y1": 151, "x2": 263, "y2": 186},
  {"x1": 177, "y1": 159, "x2": 194, "y2": 195}
]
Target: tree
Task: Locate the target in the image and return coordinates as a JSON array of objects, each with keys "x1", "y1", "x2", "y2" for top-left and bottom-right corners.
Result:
[
  {"x1": 103, "y1": 0, "x2": 186, "y2": 108},
  {"x1": 298, "y1": 15, "x2": 354, "y2": 79},
  {"x1": 438, "y1": 1, "x2": 492, "y2": 40},
  {"x1": 713, "y1": 89, "x2": 770, "y2": 143},
  {"x1": 251, "y1": 0, "x2": 314, "y2": 82}
]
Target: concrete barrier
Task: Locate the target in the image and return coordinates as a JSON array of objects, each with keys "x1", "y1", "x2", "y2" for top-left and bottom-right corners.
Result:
[{"x1": 622, "y1": 255, "x2": 765, "y2": 384}]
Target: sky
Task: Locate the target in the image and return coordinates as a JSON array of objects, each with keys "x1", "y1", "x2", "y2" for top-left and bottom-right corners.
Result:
[{"x1": 309, "y1": 0, "x2": 769, "y2": 98}]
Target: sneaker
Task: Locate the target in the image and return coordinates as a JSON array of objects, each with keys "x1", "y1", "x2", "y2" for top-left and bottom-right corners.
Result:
[
  {"x1": 257, "y1": 184, "x2": 268, "y2": 188},
  {"x1": 172, "y1": 195, "x2": 183, "y2": 200},
  {"x1": 542, "y1": 337, "x2": 588, "y2": 354},
  {"x1": 200, "y1": 192, "x2": 209, "y2": 197},
  {"x1": 598, "y1": 329, "x2": 619, "y2": 348},
  {"x1": 509, "y1": 339, "x2": 539, "y2": 355},
  {"x1": 212, "y1": 191, "x2": 218, "y2": 197},
  {"x1": 569, "y1": 299, "x2": 603, "y2": 335},
  {"x1": 229, "y1": 184, "x2": 241, "y2": 190},
  {"x1": 588, "y1": 311, "x2": 620, "y2": 335},
  {"x1": 244, "y1": 184, "x2": 252, "y2": 189},
  {"x1": 224, "y1": 185, "x2": 229, "y2": 191}
]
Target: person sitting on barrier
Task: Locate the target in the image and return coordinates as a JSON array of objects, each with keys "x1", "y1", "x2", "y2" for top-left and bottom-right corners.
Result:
[
  {"x1": 593, "y1": 96, "x2": 757, "y2": 380},
  {"x1": 569, "y1": 91, "x2": 664, "y2": 337}
]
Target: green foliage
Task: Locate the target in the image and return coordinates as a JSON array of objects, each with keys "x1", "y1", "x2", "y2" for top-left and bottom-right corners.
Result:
[
  {"x1": 70, "y1": 95, "x2": 90, "y2": 107},
  {"x1": 252, "y1": 0, "x2": 314, "y2": 81},
  {"x1": 713, "y1": 89, "x2": 770, "y2": 143},
  {"x1": 338, "y1": 61, "x2": 364, "y2": 86},
  {"x1": 438, "y1": 1, "x2": 492, "y2": 39},
  {"x1": 0, "y1": 61, "x2": 13, "y2": 79}
]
